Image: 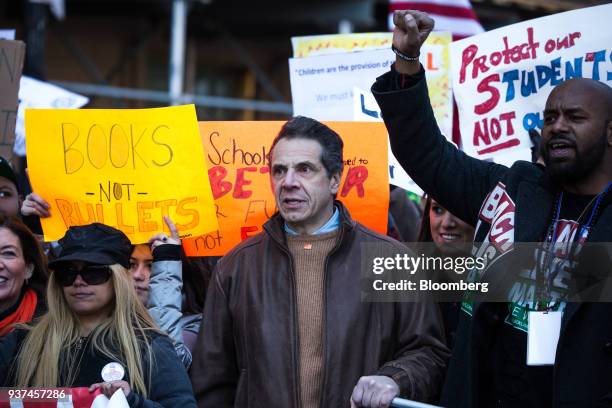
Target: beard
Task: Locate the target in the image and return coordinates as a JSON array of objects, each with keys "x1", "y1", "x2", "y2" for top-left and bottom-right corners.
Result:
[{"x1": 542, "y1": 131, "x2": 607, "y2": 184}]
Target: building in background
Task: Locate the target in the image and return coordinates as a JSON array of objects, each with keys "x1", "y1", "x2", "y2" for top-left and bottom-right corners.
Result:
[{"x1": 0, "y1": 0, "x2": 607, "y2": 121}]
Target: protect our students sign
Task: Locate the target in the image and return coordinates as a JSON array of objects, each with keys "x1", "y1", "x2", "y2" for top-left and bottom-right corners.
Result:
[{"x1": 450, "y1": 4, "x2": 612, "y2": 161}]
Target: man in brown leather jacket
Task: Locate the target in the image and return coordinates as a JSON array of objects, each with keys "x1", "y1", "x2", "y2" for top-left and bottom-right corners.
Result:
[{"x1": 190, "y1": 116, "x2": 449, "y2": 408}]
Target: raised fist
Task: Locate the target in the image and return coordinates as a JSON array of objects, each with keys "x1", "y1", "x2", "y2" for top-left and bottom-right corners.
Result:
[{"x1": 392, "y1": 10, "x2": 434, "y2": 74}]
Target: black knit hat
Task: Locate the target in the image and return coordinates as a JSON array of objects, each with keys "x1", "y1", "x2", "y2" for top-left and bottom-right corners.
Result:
[{"x1": 49, "y1": 223, "x2": 132, "y2": 270}]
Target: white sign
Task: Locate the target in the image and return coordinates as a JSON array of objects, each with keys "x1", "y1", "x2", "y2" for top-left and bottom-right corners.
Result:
[
  {"x1": 353, "y1": 86, "x2": 423, "y2": 196},
  {"x1": 0, "y1": 29, "x2": 15, "y2": 40},
  {"x1": 451, "y1": 4, "x2": 612, "y2": 161},
  {"x1": 290, "y1": 48, "x2": 394, "y2": 121},
  {"x1": 14, "y1": 76, "x2": 89, "y2": 156},
  {"x1": 90, "y1": 389, "x2": 130, "y2": 408},
  {"x1": 290, "y1": 33, "x2": 453, "y2": 137}
]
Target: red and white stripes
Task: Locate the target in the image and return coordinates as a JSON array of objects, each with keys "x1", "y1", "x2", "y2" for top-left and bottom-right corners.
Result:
[{"x1": 388, "y1": 0, "x2": 484, "y2": 40}]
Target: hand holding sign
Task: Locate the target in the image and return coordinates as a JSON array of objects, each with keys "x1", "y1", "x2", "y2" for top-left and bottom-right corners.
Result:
[
  {"x1": 392, "y1": 10, "x2": 434, "y2": 75},
  {"x1": 21, "y1": 190, "x2": 51, "y2": 218},
  {"x1": 148, "y1": 216, "x2": 181, "y2": 250},
  {"x1": 89, "y1": 381, "x2": 131, "y2": 399}
]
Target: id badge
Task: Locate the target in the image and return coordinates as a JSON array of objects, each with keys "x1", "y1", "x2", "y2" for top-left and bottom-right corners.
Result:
[{"x1": 527, "y1": 311, "x2": 562, "y2": 366}]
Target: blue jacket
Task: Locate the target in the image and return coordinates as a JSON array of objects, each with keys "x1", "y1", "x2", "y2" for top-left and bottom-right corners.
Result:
[{"x1": 148, "y1": 259, "x2": 202, "y2": 369}]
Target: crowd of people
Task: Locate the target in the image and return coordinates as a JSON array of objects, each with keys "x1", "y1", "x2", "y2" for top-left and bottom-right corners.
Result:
[{"x1": 0, "y1": 8, "x2": 611, "y2": 408}]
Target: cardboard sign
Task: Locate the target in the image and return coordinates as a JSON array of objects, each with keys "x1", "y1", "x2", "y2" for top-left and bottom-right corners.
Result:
[
  {"x1": 289, "y1": 32, "x2": 453, "y2": 137},
  {"x1": 0, "y1": 39, "x2": 25, "y2": 161},
  {"x1": 450, "y1": 4, "x2": 612, "y2": 160},
  {"x1": 182, "y1": 121, "x2": 389, "y2": 256},
  {"x1": 26, "y1": 105, "x2": 218, "y2": 243}
]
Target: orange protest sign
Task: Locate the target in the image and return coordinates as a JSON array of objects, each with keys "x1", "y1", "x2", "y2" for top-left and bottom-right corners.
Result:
[{"x1": 182, "y1": 121, "x2": 389, "y2": 256}]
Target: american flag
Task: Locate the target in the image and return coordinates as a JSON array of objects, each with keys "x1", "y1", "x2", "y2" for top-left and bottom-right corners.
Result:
[{"x1": 388, "y1": 0, "x2": 484, "y2": 40}]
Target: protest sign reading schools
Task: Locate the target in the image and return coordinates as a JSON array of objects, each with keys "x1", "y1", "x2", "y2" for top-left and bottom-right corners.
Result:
[
  {"x1": 26, "y1": 105, "x2": 218, "y2": 243},
  {"x1": 0, "y1": 39, "x2": 25, "y2": 161},
  {"x1": 182, "y1": 121, "x2": 389, "y2": 256},
  {"x1": 451, "y1": 4, "x2": 612, "y2": 160}
]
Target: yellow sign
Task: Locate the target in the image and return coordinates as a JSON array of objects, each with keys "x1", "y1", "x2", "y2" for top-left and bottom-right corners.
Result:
[
  {"x1": 26, "y1": 105, "x2": 218, "y2": 243},
  {"x1": 423, "y1": 32, "x2": 453, "y2": 138},
  {"x1": 292, "y1": 32, "x2": 393, "y2": 58}
]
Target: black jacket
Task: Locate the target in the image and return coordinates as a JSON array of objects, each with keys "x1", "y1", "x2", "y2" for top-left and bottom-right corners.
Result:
[
  {"x1": 190, "y1": 202, "x2": 450, "y2": 407},
  {"x1": 372, "y1": 68, "x2": 612, "y2": 408},
  {"x1": 0, "y1": 329, "x2": 197, "y2": 407}
]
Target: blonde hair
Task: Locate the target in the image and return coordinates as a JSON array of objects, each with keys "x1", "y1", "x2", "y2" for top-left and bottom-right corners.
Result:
[{"x1": 13, "y1": 264, "x2": 162, "y2": 397}]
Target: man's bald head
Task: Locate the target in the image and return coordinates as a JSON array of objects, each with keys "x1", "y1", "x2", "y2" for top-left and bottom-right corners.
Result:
[{"x1": 547, "y1": 78, "x2": 612, "y2": 122}]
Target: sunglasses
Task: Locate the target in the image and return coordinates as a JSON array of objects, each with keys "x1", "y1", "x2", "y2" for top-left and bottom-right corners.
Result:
[{"x1": 56, "y1": 265, "x2": 112, "y2": 287}]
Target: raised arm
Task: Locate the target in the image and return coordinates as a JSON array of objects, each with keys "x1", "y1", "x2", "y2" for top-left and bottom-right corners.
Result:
[
  {"x1": 147, "y1": 216, "x2": 193, "y2": 369},
  {"x1": 372, "y1": 10, "x2": 508, "y2": 225}
]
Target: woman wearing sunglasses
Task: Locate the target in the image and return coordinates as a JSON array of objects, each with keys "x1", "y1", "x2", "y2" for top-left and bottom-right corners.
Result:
[{"x1": 0, "y1": 223, "x2": 196, "y2": 407}]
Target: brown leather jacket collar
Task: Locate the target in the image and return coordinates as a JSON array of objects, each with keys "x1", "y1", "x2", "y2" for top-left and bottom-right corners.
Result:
[{"x1": 262, "y1": 200, "x2": 356, "y2": 247}]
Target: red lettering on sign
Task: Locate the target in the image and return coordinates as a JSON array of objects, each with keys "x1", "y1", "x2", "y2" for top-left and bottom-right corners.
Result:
[
  {"x1": 340, "y1": 166, "x2": 368, "y2": 198},
  {"x1": 233, "y1": 167, "x2": 257, "y2": 199},
  {"x1": 472, "y1": 111, "x2": 519, "y2": 154},
  {"x1": 476, "y1": 139, "x2": 520, "y2": 155},
  {"x1": 209, "y1": 166, "x2": 232, "y2": 199},
  {"x1": 241, "y1": 225, "x2": 259, "y2": 241},
  {"x1": 474, "y1": 74, "x2": 500, "y2": 115},
  {"x1": 459, "y1": 44, "x2": 478, "y2": 83}
]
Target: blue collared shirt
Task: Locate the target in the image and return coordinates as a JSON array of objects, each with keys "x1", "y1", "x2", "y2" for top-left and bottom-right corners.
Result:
[{"x1": 284, "y1": 207, "x2": 340, "y2": 235}]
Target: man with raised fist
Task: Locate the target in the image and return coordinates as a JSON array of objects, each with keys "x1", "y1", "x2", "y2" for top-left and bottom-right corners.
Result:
[{"x1": 373, "y1": 9, "x2": 612, "y2": 408}]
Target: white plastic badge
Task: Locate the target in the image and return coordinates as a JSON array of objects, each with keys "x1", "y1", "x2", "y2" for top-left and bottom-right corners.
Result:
[
  {"x1": 101, "y1": 362, "x2": 125, "y2": 382},
  {"x1": 527, "y1": 311, "x2": 562, "y2": 366}
]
